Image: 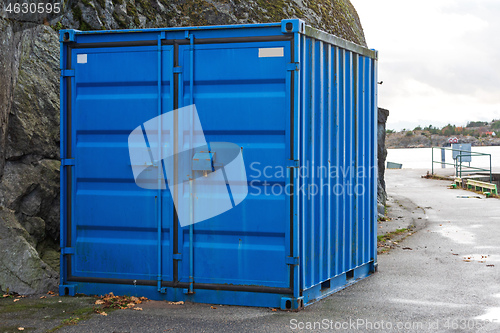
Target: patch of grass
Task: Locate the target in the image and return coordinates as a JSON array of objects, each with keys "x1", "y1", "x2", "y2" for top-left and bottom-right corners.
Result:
[
  {"x1": 46, "y1": 307, "x2": 95, "y2": 332},
  {"x1": 61, "y1": 316, "x2": 81, "y2": 325},
  {"x1": 81, "y1": 0, "x2": 93, "y2": 7},
  {"x1": 71, "y1": 5, "x2": 92, "y2": 31},
  {"x1": 52, "y1": 21, "x2": 64, "y2": 31},
  {"x1": 377, "y1": 228, "x2": 408, "y2": 243},
  {"x1": 0, "y1": 296, "x2": 96, "y2": 329},
  {"x1": 0, "y1": 299, "x2": 63, "y2": 314},
  {"x1": 377, "y1": 227, "x2": 416, "y2": 254},
  {"x1": 421, "y1": 172, "x2": 452, "y2": 181},
  {"x1": 113, "y1": 11, "x2": 127, "y2": 28},
  {"x1": 137, "y1": 0, "x2": 156, "y2": 21},
  {"x1": 378, "y1": 215, "x2": 390, "y2": 222},
  {"x1": 126, "y1": 2, "x2": 140, "y2": 27}
]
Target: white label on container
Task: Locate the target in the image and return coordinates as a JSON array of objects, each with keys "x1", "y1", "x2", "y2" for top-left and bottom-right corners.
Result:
[
  {"x1": 258, "y1": 47, "x2": 284, "y2": 58},
  {"x1": 77, "y1": 54, "x2": 87, "y2": 64}
]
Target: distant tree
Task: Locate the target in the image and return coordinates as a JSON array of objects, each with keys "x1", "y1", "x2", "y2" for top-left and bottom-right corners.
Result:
[
  {"x1": 442, "y1": 124, "x2": 456, "y2": 136},
  {"x1": 414, "y1": 125, "x2": 422, "y2": 131},
  {"x1": 466, "y1": 121, "x2": 488, "y2": 128},
  {"x1": 491, "y1": 121, "x2": 500, "y2": 130},
  {"x1": 386, "y1": 129, "x2": 395, "y2": 134},
  {"x1": 423, "y1": 124, "x2": 439, "y2": 134},
  {"x1": 405, "y1": 131, "x2": 414, "y2": 137},
  {"x1": 424, "y1": 125, "x2": 440, "y2": 134}
]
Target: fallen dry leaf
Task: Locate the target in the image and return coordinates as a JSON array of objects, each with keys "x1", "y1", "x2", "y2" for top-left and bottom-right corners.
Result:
[
  {"x1": 210, "y1": 306, "x2": 217, "y2": 309},
  {"x1": 272, "y1": 308, "x2": 277, "y2": 312},
  {"x1": 40, "y1": 296, "x2": 46, "y2": 299},
  {"x1": 168, "y1": 301, "x2": 184, "y2": 305},
  {"x1": 95, "y1": 300, "x2": 105, "y2": 305},
  {"x1": 133, "y1": 307, "x2": 143, "y2": 311},
  {"x1": 487, "y1": 265, "x2": 495, "y2": 267},
  {"x1": 47, "y1": 291, "x2": 55, "y2": 295},
  {"x1": 18, "y1": 328, "x2": 24, "y2": 331},
  {"x1": 99, "y1": 311, "x2": 108, "y2": 316},
  {"x1": 127, "y1": 303, "x2": 136, "y2": 308},
  {"x1": 13, "y1": 299, "x2": 20, "y2": 302},
  {"x1": 402, "y1": 247, "x2": 413, "y2": 250}
]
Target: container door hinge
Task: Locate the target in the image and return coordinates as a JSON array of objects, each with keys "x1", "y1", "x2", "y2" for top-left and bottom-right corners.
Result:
[
  {"x1": 286, "y1": 63, "x2": 300, "y2": 71},
  {"x1": 285, "y1": 256, "x2": 299, "y2": 266},
  {"x1": 173, "y1": 67, "x2": 182, "y2": 74},
  {"x1": 159, "y1": 287, "x2": 167, "y2": 294},
  {"x1": 61, "y1": 158, "x2": 75, "y2": 166},
  {"x1": 172, "y1": 254, "x2": 182, "y2": 260},
  {"x1": 61, "y1": 69, "x2": 75, "y2": 77},
  {"x1": 285, "y1": 160, "x2": 299, "y2": 168},
  {"x1": 61, "y1": 247, "x2": 75, "y2": 255}
]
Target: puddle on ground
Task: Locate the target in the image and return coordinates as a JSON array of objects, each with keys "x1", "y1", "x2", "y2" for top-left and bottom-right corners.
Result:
[
  {"x1": 390, "y1": 298, "x2": 466, "y2": 308},
  {"x1": 475, "y1": 246, "x2": 500, "y2": 250},
  {"x1": 436, "y1": 225, "x2": 475, "y2": 244},
  {"x1": 475, "y1": 307, "x2": 500, "y2": 322},
  {"x1": 462, "y1": 254, "x2": 500, "y2": 263}
]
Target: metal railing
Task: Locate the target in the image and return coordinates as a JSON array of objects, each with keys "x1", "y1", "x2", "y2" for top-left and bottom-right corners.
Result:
[{"x1": 431, "y1": 146, "x2": 492, "y2": 182}]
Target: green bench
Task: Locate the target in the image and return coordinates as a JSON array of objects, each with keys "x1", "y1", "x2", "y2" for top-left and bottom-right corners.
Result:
[{"x1": 466, "y1": 179, "x2": 498, "y2": 196}]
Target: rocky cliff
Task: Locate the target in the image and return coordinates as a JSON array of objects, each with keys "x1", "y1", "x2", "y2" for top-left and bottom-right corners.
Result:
[
  {"x1": 378, "y1": 108, "x2": 389, "y2": 213},
  {"x1": 0, "y1": 0, "x2": 369, "y2": 293}
]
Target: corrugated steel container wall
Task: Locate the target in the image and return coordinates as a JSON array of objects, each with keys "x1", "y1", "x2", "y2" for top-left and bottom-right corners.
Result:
[
  {"x1": 296, "y1": 28, "x2": 378, "y2": 305},
  {"x1": 59, "y1": 19, "x2": 378, "y2": 310}
]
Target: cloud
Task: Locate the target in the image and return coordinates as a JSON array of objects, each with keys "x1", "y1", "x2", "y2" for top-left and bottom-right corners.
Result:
[{"x1": 350, "y1": 0, "x2": 500, "y2": 130}]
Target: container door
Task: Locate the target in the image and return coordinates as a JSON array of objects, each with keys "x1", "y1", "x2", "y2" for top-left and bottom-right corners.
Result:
[
  {"x1": 69, "y1": 46, "x2": 174, "y2": 283},
  {"x1": 176, "y1": 41, "x2": 292, "y2": 289}
]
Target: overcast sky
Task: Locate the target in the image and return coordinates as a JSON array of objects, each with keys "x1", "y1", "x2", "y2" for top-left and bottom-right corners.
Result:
[{"x1": 350, "y1": 0, "x2": 500, "y2": 131}]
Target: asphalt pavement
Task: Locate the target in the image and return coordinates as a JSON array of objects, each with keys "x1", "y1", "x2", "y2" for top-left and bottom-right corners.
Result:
[
  {"x1": 2, "y1": 168, "x2": 499, "y2": 332},
  {"x1": 56, "y1": 168, "x2": 500, "y2": 332}
]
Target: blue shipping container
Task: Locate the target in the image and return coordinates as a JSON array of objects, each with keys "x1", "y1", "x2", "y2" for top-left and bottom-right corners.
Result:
[{"x1": 59, "y1": 19, "x2": 378, "y2": 310}]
